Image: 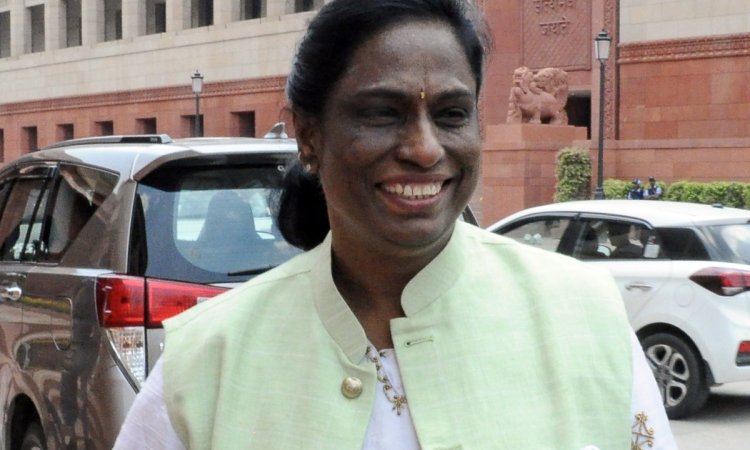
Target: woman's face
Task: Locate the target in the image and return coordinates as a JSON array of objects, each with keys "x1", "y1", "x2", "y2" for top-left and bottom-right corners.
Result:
[{"x1": 300, "y1": 19, "x2": 481, "y2": 252}]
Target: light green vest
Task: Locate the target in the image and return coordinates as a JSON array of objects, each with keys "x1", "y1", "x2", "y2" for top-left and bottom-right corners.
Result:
[{"x1": 163, "y1": 222, "x2": 632, "y2": 449}]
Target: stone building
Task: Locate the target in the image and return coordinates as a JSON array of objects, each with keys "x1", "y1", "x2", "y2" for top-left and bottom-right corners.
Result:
[{"x1": 0, "y1": 0, "x2": 749, "y2": 225}]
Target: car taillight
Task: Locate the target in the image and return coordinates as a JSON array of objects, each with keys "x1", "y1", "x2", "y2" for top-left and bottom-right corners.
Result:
[
  {"x1": 146, "y1": 278, "x2": 228, "y2": 327},
  {"x1": 96, "y1": 275, "x2": 228, "y2": 387},
  {"x1": 737, "y1": 341, "x2": 750, "y2": 366},
  {"x1": 96, "y1": 275, "x2": 146, "y2": 327},
  {"x1": 689, "y1": 267, "x2": 750, "y2": 296}
]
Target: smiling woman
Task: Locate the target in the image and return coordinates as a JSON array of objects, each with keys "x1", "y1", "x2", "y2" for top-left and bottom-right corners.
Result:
[{"x1": 113, "y1": 1, "x2": 677, "y2": 449}]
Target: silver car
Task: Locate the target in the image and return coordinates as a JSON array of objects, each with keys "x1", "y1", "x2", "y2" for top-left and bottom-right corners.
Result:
[
  {"x1": 489, "y1": 200, "x2": 750, "y2": 419},
  {"x1": 0, "y1": 130, "x2": 302, "y2": 449}
]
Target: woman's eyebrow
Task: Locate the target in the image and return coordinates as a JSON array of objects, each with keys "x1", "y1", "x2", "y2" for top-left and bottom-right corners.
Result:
[
  {"x1": 431, "y1": 87, "x2": 475, "y2": 102},
  {"x1": 350, "y1": 87, "x2": 410, "y2": 101},
  {"x1": 350, "y1": 86, "x2": 474, "y2": 101}
]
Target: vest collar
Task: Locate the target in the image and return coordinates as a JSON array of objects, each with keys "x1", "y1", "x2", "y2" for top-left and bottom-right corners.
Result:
[{"x1": 310, "y1": 223, "x2": 467, "y2": 364}]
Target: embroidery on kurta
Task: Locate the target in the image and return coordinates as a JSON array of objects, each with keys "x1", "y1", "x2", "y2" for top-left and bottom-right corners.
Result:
[{"x1": 631, "y1": 411, "x2": 654, "y2": 449}]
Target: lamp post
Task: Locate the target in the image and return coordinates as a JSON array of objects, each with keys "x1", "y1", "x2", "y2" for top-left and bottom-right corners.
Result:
[
  {"x1": 191, "y1": 69, "x2": 204, "y2": 137},
  {"x1": 593, "y1": 30, "x2": 611, "y2": 200}
]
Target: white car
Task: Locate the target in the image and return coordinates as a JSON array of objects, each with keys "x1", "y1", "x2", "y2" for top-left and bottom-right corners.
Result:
[{"x1": 488, "y1": 200, "x2": 750, "y2": 419}]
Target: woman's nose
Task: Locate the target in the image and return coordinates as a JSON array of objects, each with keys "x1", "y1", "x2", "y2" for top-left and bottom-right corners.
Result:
[{"x1": 399, "y1": 114, "x2": 444, "y2": 168}]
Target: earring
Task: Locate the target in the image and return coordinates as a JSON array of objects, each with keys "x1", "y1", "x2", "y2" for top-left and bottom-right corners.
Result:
[{"x1": 304, "y1": 163, "x2": 312, "y2": 172}]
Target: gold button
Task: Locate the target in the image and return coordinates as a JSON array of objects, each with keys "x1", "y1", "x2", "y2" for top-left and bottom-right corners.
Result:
[{"x1": 341, "y1": 376, "x2": 363, "y2": 399}]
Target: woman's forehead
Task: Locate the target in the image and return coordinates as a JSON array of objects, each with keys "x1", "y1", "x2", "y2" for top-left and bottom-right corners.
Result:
[{"x1": 340, "y1": 20, "x2": 475, "y2": 91}]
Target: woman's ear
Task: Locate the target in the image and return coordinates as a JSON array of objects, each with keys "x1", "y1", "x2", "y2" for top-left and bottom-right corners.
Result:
[{"x1": 293, "y1": 114, "x2": 321, "y2": 174}]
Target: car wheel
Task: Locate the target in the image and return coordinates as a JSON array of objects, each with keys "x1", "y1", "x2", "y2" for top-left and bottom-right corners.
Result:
[
  {"x1": 20, "y1": 422, "x2": 46, "y2": 450},
  {"x1": 641, "y1": 333, "x2": 709, "y2": 419}
]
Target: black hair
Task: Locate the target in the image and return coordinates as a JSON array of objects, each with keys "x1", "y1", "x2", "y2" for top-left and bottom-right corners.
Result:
[
  {"x1": 274, "y1": 162, "x2": 329, "y2": 250},
  {"x1": 276, "y1": 0, "x2": 491, "y2": 250}
]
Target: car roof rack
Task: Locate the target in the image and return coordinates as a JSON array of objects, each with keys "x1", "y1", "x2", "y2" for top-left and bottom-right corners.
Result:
[{"x1": 43, "y1": 134, "x2": 173, "y2": 150}]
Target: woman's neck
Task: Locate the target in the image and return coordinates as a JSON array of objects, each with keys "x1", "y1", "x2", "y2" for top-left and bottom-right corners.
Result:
[{"x1": 329, "y1": 231, "x2": 449, "y2": 349}]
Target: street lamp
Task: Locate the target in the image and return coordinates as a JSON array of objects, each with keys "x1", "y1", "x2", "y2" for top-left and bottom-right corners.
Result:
[
  {"x1": 593, "y1": 30, "x2": 611, "y2": 200},
  {"x1": 191, "y1": 69, "x2": 204, "y2": 137}
]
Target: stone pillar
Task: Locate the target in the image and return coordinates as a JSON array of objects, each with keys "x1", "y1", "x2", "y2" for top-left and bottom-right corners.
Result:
[
  {"x1": 167, "y1": 0, "x2": 187, "y2": 32},
  {"x1": 122, "y1": 0, "x2": 146, "y2": 39},
  {"x1": 266, "y1": 0, "x2": 287, "y2": 17},
  {"x1": 480, "y1": 124, "x2": 588, "y2": 226},
  {"x1": 45, "y1": 0, "x2": 62, "y2": 51},
  {"x1": 81, "y1": 0, "x2": 102, "y2": 45},
  {"x1": 10, "y1": 0, "x2": 25, "y2": 55},
  {"x1": 213, "y1": 0, "x2": 237, "y2": 25}
]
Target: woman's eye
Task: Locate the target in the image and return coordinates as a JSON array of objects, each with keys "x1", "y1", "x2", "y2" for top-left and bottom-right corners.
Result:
[
  {"x1": 358, "y1": 108, "x2": 401, "y2": 126},
  {"x1": 435, "y1": 108, "x2": 470, "y2": 126}
]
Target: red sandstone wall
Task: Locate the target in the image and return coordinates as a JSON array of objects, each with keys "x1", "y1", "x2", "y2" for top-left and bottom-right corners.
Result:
[
  {"x1": 0, "y1": 77, "x2": 288, "y2": 163},
  {"x1": 612, "y1": 139, "x2": 750, "y2": 183},
  {"x1": 619, "y1": 35, "x2": 750, "y2": 140},
  {"x1": 480, "y1": 0, "x2": 522, "y2": 129}
]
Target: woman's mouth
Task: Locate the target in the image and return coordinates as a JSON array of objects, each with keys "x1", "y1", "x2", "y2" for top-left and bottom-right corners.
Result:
[{"x1": 381, "y1": 182, "x2": 444, "y2": 200}]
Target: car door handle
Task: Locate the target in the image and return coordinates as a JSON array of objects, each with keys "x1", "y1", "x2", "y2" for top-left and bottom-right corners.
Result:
[
  {"x1": 625, "y1": 282, "x2": 652, "y2": 292},
  {"x1": 0, "y1": 284, "x2": 22, "y2": 301}
]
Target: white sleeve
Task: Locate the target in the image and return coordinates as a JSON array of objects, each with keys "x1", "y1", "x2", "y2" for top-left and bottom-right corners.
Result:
[
  {"x1": 630, "y1": 332, "x2": 678, "y2": 450},
  {"x1": 112, "y1": 358, "x2": 186, "y2": 450}
]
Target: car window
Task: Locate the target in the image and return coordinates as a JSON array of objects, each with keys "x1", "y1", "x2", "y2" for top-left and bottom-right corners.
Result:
[
  {"x1": 574, "y1": 219, "x2": 660, "y2": 261},
  {"x1": 498, "y1": 217, "x2": 572, "y2": 252},
  {"x1": 575, "y1": 220, "x2": 609, "y2": 260},
  {"x1": 602, "y1": 221, "x2": 647, "y2": 259},
  {"x1": 656, "y1": 227, "x2": 710, "y2": 260},
  {"x1": 44, "y1": 164, "x2": 118, "y2": 262},
  {"x1": 0, "y1": 167, "x2": 54, "y2": 262},
  {"x1": 137, "y1": 164, "x2": 302, "y2": 283},
  {"x1": 703, "y1": 224, "x2": 750, "y2": 264},
  {"x1": 0, "y1": 164, "x2": 117, "y2": 264}
]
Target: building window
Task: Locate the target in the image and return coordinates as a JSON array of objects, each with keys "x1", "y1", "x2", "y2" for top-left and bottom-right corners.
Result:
[
  {"x1": 57, "y1": 124, "x2": 75, "y2": 142},
  {"x1": 96, "y1": 121, "x2": 114, "y2": 136},
  {"x1": 182, "y1": 114, "x2": 203, "y2": 137},
  {"x1": 232, "y1": 112, "x2": 255, "y2": 137},
  {"x1": 104, "y1": 0, "x2": 122, "y2": 42},
  {"x1": 137, "y1": 118, "x2": 158, "y2": 134},
  {"x1": 0, "y1": 129, "x2": 4, "y2": 161},
  {"x1": 23, "y1": 127, "x2": 38, "y2": 152},
  {"x1": 294, "y1": 0, "x2": 321, "y2": 13},
  {"x1": 147, "y1": 0, "x2": 167, "y2": 34},
  {"x1": 566, "y1": 91, "x2": 592, "y2": 139},
  {"x1": 0, "y1": 12, "x2": 10, "y2": 58},
  {"x1": 191, "y1": 0, "x2": 213, "y2": 28},
  {"x1": 28, "y1": 5, "x2": 45, "y2": 53},
  {"x1": 63, "y1": 0, "x2": 82, "y2": 47},
  {"x1": 242, "y1": 0, "x2": 264, "y2": 19}
]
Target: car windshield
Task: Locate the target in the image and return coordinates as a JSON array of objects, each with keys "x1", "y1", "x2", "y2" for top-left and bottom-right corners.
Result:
[
  {"x1": 135, "y1": 163, "x2": 302, "y2": 284},
  {"x1": 705, "y1": 223, "x2": 750, "y2": 265}
]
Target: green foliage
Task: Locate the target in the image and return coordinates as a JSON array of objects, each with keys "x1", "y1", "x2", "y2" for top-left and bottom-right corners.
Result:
[
  {"x1": 663, "y1": 181, "x2": 687, "y2": 201},
  {"x1": 603, "y1": 179, "x2": 631, "y2": 199},
  {"x1": 554, "y1": 147, "x2": 592, "y2": 202},
  {"x1": 550, "y1": 145, "x2": 750, "y2": 208}
]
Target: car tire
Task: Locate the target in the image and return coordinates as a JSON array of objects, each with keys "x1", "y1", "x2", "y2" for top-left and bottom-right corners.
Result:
[
  {"x1": 641, "y1": 333, "x2": 709, "y2": 419},
  {"x1": 20, "y1": 422, "x2": 46, "y2": 450}
]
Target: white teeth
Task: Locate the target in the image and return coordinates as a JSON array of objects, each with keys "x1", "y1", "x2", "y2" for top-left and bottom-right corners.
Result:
[{"x1": 383, "y1": 182, "x2": 443, "y2": 199}]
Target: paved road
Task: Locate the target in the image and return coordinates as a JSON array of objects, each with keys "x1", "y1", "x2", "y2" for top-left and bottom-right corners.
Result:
[{"x1": 670, "y1": 381, "x2": 750, "y2": 449}]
